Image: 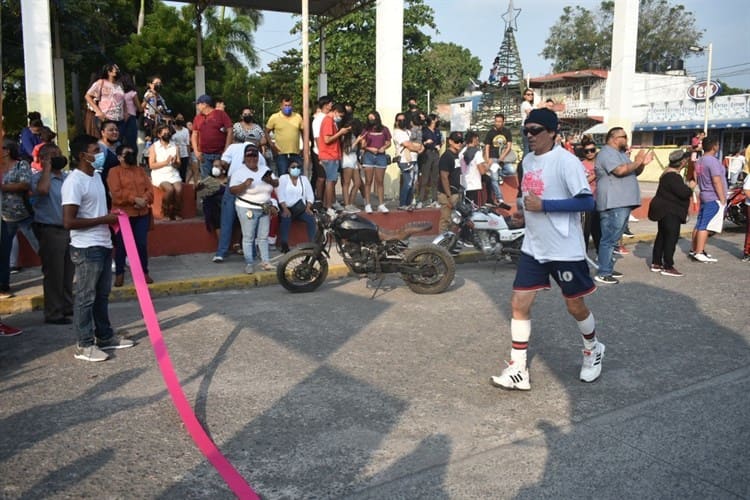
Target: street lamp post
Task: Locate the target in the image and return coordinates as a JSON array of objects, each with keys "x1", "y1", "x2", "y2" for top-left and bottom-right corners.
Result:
[{"x1": 689, "y1": 42, "x2": 713, "y2": 134}]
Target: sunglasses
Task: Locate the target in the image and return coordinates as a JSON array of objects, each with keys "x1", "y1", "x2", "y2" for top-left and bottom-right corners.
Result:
[
  {"x1": 584, "y1": 147, "x2": 597, "y2": 153},
  {"x1": 522, "y1": 126, "x2": 547, "y2": 136},
  {"x1": 614, "y1": 134, "x2": 628, "y2": 140},
  {"x1": 244, "y1": 151, "x2": 259, "y2": 157}
]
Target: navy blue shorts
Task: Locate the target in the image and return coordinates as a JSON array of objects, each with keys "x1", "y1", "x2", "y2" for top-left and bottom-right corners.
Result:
[{"x1": 513, "y1": 252, "x2": 596, "y2": 299}]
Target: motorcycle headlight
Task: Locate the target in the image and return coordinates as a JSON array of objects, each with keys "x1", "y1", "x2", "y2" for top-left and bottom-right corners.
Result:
[{"x1": 451, "y1": 210, "x2": 463, "y2": 225}]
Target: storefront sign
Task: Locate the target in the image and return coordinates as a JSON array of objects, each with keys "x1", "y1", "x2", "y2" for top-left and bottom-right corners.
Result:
[{"x1": 686, "y1": 80, "x2": 721, "y2": 101}]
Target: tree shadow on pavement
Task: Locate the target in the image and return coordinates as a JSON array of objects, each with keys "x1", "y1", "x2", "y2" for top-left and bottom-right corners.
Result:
[{"x1": 476, "y1": 277, "x2": 750, "y2": 499}]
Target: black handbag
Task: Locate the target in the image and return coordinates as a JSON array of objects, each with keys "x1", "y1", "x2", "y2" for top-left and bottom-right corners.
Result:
[{"x1": 289, "y1": 199, "x2": 307, "y2": 217}]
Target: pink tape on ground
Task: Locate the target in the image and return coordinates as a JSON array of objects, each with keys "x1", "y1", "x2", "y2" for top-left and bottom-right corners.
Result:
[{"x1": 117, "y1": 213, "x2": 259, "y2": 499}]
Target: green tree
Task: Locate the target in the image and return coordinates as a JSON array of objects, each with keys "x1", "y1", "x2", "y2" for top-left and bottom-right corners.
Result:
[
  {"x1": 542, "y1": 0, "x2": 703, "y2": 73},
  {"x1": 285, "y1": 0, "x2": 438, "y2": 116},
  {"x1": 203, "y1": 6, "x2": 262, "y2": 68},
  {"x1": 420, "y1": 42, "x2": 482, "y2": 104}
]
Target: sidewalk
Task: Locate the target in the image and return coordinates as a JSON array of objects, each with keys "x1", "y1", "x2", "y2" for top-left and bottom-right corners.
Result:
[{"x1": 0, "y1": 211, "x2": 676, "y2": 316}]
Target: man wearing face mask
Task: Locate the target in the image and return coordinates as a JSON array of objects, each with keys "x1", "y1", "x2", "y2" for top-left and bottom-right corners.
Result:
[
  {"x1": 318, "y1": 103, "x2": 351, "y2": 216},
  {"x1": 62, "y1": 135, "x2": 134, "y2": 362},
  {"x1": 32, "y1": 144, "x2": 74, "y2": 324},
  {"x1": 265, "y1": 96, "x2": 304, "y2": 177}
]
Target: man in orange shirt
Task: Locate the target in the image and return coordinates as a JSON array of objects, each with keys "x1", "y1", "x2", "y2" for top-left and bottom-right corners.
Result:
[{"x1": 317, "y1": 103, "x2": 351, "y2": 216}]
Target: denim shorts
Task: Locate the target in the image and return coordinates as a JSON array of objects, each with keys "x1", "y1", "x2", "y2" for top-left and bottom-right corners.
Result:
[
  {"x1": 362, "y1": 151, "x2": 388, "y2": 168},
  {"x1": 513, "y1": 252, "x2": 596, "y2": 299},
  {"x1": 321, "y1": 160, "x2": 340, "y2": 181}
]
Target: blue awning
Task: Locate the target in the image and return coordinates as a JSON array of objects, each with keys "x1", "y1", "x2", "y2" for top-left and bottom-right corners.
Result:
[{"x1": 634, "y1": 119, "x2": 750, "y2": 132}]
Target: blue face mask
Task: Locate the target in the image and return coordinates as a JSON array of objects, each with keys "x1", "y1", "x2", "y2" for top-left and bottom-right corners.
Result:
[
  {"x1": 282, "y1": 105, "x2": 293, "y2": 116},
  {"x1": 289, "y1": 167, "x2": 301, "y2": 177},
  {"x1": 91, "y1": 151, "x2": 106, "y2": 171}
]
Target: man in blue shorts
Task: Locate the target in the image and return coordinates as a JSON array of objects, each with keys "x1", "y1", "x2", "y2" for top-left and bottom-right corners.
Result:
[
  {"x1": 689, "y1": 136, "x2": 726, "y2": 263},
  {"x1": 490, "y1": 109, "x2": 603, "y2": 391}
]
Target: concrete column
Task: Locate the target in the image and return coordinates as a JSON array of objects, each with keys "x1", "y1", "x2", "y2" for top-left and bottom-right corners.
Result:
[
  {"x1": 20, "y1": 0, "x2": 56, "y2": 129},
  {"x1": 607, "y1": 0, "x2": 639, "y2": 135},
  {"x1": 376, "y1": 0, "x2": 404, "y2": 200}
]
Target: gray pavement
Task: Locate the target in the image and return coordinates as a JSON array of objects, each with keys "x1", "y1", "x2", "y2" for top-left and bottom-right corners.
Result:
[{"x1": 1, "y1": 225, "x2": 748, "y2": 499}]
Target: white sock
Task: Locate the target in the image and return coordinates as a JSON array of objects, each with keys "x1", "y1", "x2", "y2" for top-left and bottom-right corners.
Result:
[
  {"x1": 577, "y1": 313, "x2": 597, "y2": 351},
  {"x1": 510, "y1": 319, "x2": 531, "y2": 368}
]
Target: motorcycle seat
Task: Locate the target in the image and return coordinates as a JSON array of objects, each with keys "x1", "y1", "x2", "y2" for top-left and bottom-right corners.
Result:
[{"x1": 378, "y1": 221, "x2": 433, "y2": 241}]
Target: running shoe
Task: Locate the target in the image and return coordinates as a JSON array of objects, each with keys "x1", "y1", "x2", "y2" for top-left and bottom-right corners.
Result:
[
  {"x1": 580, "y1": 342, "x2": 605, "y2": 382},
  {"x1": 490, "y1": 361, "x2": 530, "y2": 391}
]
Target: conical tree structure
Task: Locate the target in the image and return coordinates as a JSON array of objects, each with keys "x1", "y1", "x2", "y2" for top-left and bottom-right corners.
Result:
[{"x1": 473, "y1": 1, "x2": 526, "y2": 132}]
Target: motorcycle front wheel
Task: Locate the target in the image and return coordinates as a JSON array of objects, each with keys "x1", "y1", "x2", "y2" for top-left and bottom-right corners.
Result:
[
  {"x1": 401, "y1": 244, "x2": 455, "y2": 294},
  {"x1": 276, "y1": 248, "x2": 329, "y2": 293}
]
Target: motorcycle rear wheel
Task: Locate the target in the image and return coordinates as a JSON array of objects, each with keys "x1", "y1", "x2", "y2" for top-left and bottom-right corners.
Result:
[
  {"x1": 401, "y1": 244, "x2": 455, "y2": 294},
  {"x1": 276, "y1": 248, "x2": 329, "y2": 293}
]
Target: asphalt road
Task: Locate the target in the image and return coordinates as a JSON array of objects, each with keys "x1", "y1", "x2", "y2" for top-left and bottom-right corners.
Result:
[{"x1": 1, "y1": 230, "x2": 748, "y2": 499}]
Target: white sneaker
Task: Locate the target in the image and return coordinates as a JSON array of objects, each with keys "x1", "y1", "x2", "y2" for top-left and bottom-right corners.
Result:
[
  {"x1": 416, "y1": 201, "x2": 423, "y2": 209},
  {"x1": 344, "y1": 204, "x2": 360, "y2": 213},
  {"x1": 580, "y1": 342, "x2": 605, "y2": 382},
  {"x1": 377, "y1": 204, "x2": 389, "y2": 213},
  {"x1": 490, "y1": 361, "x2": 530, "y2": 391},
  {"x1": 212, "y1": 255, "x2": 224, "y2": 263},
  {"x1": 74, "y1": 345, "x2": 109, "y2": 362},
  {"x1": 692, "y1": 252, "x2": 716, "y2": 263},
  {"x1": 629, "y1": 214, "x2": 639, "y2": 222},
  {"x1": 365, "y1": 204, "x2": 373, "y2": 214},
  {"x1": 431, "y1": 201, "x2": 441, "y2": 208},
  {"x1": 326, "y1": 208, "x2": 336, "y2": 218},
  {"x1": 244, "y1": 264, "x2": 255, "y2": 274}
]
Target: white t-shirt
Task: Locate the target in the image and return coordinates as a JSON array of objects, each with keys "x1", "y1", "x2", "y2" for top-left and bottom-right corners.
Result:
[
  {"x1": 520, "y1": 101, "x2": 533, "y2": 124},
  {"x1": 229, "y1": 165, "x2": 275, "y2": 209},
  {"x1": 61, "y1": 169, "x2": 112, "y2": 249},
  {"x1": 172, "y1": 127, "x2": 190, "y2": 158},
  {"x1": 520, "y1": 146, "x2": 591, "y2": 262},
  {"x1": 393, "y1": 128, "x2": 415, "y2": 163},
  {"x1": 222, "y1": 142, "x2": 268, "y2": 181},
  {"x1": 460, "y1": 146, "x2": 484, "y2": 191},
  {"x1": 743, "y1": 174, "x2": 750, "y2": 206}
]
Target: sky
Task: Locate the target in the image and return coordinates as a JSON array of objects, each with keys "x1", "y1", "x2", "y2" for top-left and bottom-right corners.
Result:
[{"x1": 251, "y1": 0, "x2": 750, "y2": 90}]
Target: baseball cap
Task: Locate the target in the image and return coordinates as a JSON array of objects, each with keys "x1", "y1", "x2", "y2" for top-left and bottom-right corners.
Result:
[
  {"x1": 448, "y1": 131, "x2": 464, "y2": 143},
  {"x1": 195, "y1": 94, "x2": 213, "y2": 106},
  {"x1": 668, "y1": 149, "x2": 690, "y2": 166}
]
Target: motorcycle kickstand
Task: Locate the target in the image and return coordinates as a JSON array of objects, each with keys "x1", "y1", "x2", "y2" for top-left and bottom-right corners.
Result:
[{"x1": 366, "y1": 274, "x2": 386, "y2": 299}]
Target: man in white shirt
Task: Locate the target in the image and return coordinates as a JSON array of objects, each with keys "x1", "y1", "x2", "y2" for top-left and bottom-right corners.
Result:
[
  {"x1": 490, "y1": 109, "x2": 603, "y2": 391},
  {"x1": 62, "y1": 134, "x2": 135, "y2": 362}
]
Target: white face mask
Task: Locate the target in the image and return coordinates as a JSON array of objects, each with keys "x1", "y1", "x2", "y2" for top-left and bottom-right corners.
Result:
[{"x1": 211, "y1": 166, "x2": 222, "y2": 177}]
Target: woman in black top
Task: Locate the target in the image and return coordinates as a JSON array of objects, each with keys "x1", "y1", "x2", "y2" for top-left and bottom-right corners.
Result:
[{"x1": 648, "y1": 150, "x2": 696, "y2": 276}]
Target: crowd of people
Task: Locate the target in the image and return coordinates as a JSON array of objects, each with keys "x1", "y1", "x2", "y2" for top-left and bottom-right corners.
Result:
[{"x1": 2, "y1": 67, "x2": 749, "y2": 367}]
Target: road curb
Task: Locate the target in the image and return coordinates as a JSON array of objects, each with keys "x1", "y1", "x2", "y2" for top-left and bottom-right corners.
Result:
[{"x1": 1, "y1": 230, "x2": 675, "y2": 315}]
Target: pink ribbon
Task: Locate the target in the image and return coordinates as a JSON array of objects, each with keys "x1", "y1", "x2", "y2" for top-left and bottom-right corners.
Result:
[{"x1": 117, "y1": 213, "x2": 258, "y2": 499}]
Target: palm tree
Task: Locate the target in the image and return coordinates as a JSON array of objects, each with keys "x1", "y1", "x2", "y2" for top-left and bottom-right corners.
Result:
[{"x1": 203, "y1": 6, "x2": 262, "y2": 68}]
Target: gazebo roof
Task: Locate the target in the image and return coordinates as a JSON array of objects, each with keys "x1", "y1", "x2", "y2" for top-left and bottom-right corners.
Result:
[{"x1": 178, "y1": 0, "x2": 372, "y2": 18}]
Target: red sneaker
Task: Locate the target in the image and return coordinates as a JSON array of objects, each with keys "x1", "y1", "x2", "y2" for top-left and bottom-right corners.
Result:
[
  {"x1": 0, "y1": 322, "x2": 22, "y2": 337},
  {"x1": 613, "y1": 245, "x2": 630, "y2": 256}
]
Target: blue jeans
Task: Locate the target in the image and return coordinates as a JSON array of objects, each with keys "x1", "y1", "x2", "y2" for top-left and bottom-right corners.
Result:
[
  {"x1": 236, "y1": 206, "x2": 270, "y2": 264},
  {"x1": 490, "y1": 161, "x2": 516, "y2": 201},
  {"x1": 70, "y1": 246, "x2": 114, "y2": 347},
  {"x1": 398, "y1": 161, "x2": 417, "y2": 206},
  {"x1": 113, "y1": 214, "x2": 150, "y2": 275},
  {"x1": 123, "y1": 115, "x2": 139, "y2": 148},
  {"x1": 279, "y1": 210, "x2": 317, "y2": 247},
  {"x1": 275, "y1": 153, "x2": 302, "y2": 177},
  {"x1": 215, "y1": 189, "x2": 238, "y2": 258},
  {"x1": 200, "y1": 153, "x2": 222, "y2": 179},
  {"x1": 597, "y1": 207, "x2": 630, "y2": 276}
]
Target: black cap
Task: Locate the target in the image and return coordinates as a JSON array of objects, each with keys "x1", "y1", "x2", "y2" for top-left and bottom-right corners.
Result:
[{"x1": 448, "y1": 131, "x2": 464, "y2": 143}]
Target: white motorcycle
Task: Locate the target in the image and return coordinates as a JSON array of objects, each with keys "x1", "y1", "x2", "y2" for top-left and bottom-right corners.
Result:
[{"x1": 432, "y1": 192, "x2": 525, "y2": 261}]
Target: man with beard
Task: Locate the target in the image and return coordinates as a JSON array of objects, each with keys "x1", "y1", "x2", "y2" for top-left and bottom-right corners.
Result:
[
  {"x1": 490, "y1": 109, "x2": 600, "y2": 391},
  {"x1": 32, "y1": 143, "x2": 74, "y2": 324},
  {"x1": 594, "y1": 127, "x2": 653, "y2": 284}
]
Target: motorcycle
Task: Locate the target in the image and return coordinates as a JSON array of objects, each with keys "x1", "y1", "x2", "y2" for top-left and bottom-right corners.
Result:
[
  {"x1": 725, "y1": 172, "x2": 747, "y2": 227},
  {"x1": 432, "y1": 193, "x2": 525, "y2": 261},
  {"x1": 276, "y1": 208, "x2": 455, "y2": 295}
]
